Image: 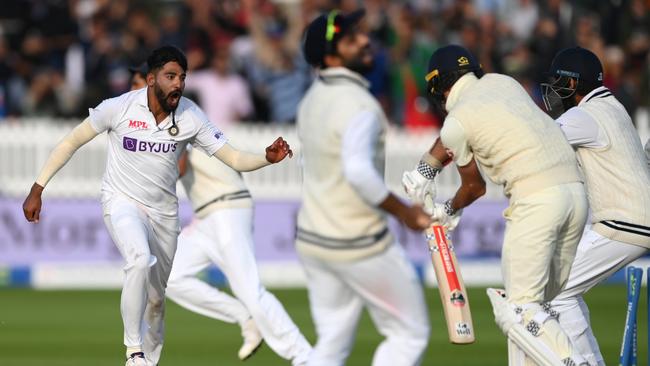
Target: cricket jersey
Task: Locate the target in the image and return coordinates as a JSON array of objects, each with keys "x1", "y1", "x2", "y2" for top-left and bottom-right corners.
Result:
[
  {"x1": 440, "y1": 73, "x2": 581, "y2": 202},
  {"x1": 180, "y1": 147, "x2": 252, "y2": 219},
  {"x1": 89, "y1": 88, "x2": 227, "y2": 217},
  {"x1": 296, "y1": 67, "x2": 393, "y2": 261},
  {"x1": 557, "y1": 87, "x2": 650, "y2": 248}
]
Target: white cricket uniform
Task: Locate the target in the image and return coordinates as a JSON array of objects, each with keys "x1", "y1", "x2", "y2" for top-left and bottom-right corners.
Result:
[
  {"x1": 296, "y1": 67, "x2": 430, "y2": 366},
  {"x1": 166, "y1": 148, "x2": 312, "y2": 365},
  {"x1": 89, "y1": 88, "x2": 227, "y2": 365},
  {"x1": 549, "y1": 87, "x2": 650, "y2": 366},
  {"x1": 440, "y1": 73, "x2": 588, "y2": 363}
]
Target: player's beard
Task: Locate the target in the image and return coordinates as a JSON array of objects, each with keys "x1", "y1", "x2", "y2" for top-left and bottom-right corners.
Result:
[
  {"x1": 154, "y1": 84, "x2": 182, "y2": 113},
  {"x1": 342, "y1": 44, "x2": 374, "y2": 75}
]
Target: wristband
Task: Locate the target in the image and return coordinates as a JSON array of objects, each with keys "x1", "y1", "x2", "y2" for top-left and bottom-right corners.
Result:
[
  {"x1": 417, "y1": 160, "x2": 441, "y2": 180},
  {"x1": 444, "y1": 199, "x2": 456, "y2": 215}
]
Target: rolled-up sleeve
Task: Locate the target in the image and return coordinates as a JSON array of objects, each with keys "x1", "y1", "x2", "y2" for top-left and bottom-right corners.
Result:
[{"x1": 342, "y1": 110, "x2": 389, "y2": 206}]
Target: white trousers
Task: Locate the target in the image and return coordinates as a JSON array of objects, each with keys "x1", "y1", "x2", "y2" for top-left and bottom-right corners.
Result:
[
  {"x1": 500, "y1": 183, "x2": 588, "y2": 363},
  {"x1": 299, "y1": 244, "x2": 430, "y2": 366},
  {"x1": 166, "y1": 208, "x2": 312, "y2": 365},
  {"x1": 102, "y1": 193, "x2": 179, "y2": 366},
  {"x1": 551, "y1": 229, "x2": 647, "y2": 366}
]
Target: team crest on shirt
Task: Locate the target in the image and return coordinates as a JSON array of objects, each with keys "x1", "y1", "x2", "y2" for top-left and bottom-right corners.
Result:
[
  {"x1": 214, "y1": 131, "x2": 223, "y2": 139},
  {"x1": 128, "y1": 120, "x2": 149, "y2": 130}
]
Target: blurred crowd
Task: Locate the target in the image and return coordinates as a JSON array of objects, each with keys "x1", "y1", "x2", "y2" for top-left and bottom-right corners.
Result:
[{"x1": 0, "y1": 0, "x2": 649, "y2": 130}]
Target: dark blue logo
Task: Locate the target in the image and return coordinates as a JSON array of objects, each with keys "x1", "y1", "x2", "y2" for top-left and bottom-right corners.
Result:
[{"x1": 123, "y1": 137, "x2": 137, "y2": 151}]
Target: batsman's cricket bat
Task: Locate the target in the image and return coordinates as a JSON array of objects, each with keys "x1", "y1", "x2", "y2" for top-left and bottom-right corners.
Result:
[{"x1": 425, "y1": 224, "x2": 475, "y2": 344}]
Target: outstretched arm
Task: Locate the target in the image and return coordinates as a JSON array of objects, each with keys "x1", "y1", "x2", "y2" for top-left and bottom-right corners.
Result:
[
  {"x1": 23, "y1": 118, "x2": 100, "y2": 222},
  {"x1": 213, "y1": 137, "x2": 293, "y2": 172}
]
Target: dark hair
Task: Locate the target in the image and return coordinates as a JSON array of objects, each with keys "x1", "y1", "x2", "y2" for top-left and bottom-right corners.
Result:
[{"x1": 147, "y1": 45, "x2": 187, "y2": 72}]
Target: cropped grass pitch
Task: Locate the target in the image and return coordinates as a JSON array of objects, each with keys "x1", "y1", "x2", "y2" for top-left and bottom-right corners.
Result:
[{"x1": 0, "y1": 286, "x2": 637, "y2": 365}]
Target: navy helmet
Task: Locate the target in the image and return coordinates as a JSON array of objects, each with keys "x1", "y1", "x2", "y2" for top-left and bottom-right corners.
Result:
[
  {"x1": 541, "y1": 47, "x2": 603, "y2": 118},
  {"x1": 425, "y1": 45, "x2": 483, "y2": 111},
  {"x1": 302, "y1": 9, "x2": 366, "y2": 67}
]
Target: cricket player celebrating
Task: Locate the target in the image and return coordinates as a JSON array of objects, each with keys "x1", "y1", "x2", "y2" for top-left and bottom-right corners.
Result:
[
  {"x1": 298, "y1": 9, "x2": 431, "y2": 366},
  {"x1": 126, "y1": 69, "x2": 312, "y2": 364},
  {"x1": 22, "y1": 46, "x2": 293, "y2": 366},
  {"x1": 541, "y1": 47, "x2": 650, "y2": 366},
  {"x1": 403, "y1": 45, "x2": 589, "y2": 365}
]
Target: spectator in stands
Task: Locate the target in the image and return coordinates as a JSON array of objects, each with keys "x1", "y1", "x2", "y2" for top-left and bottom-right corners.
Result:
[
  {"x1": 243, "y1": 0, "x2": 311, "y2": 124},
  {"x1": 387, "y1": 3, "x2": 440, "y2": 129},
  {"x1": 185, "y1": 44, "x2": 254, "y2": 127},
  {"x1": 0, "y1": 0, "x2": 648, "y2": 122}
]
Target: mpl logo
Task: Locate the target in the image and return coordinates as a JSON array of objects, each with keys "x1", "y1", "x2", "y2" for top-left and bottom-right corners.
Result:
[
  {"x1": 123, "y1": 137, "x2": 177, "y2": 153},
  {"x1": 128, "y1": 120, "x2": 149, "y2": 129}
]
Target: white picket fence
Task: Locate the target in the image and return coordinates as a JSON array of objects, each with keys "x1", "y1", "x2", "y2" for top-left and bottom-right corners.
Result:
[{"x1": 1, "y1": 108, "x2": 649, "y2": 201}]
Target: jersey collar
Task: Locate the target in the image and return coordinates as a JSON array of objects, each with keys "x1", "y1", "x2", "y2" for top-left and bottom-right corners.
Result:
[
  {"x1": 318, "y1": 67, "x2": 370, "y2": 89},
  {"x1": 135, "y1": 87, "x2": 149, "y2": 109},
  {"x1": 445, "y1": 73, "x2": 478, "y2": 112},
  {"x1": 579, "y1": 86, "x2": 611, "y2": 106}
]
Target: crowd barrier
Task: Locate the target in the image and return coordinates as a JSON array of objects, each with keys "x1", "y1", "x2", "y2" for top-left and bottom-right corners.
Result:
[{"x1": 1, "y1": 110, "x2": 649, "y2": 288}]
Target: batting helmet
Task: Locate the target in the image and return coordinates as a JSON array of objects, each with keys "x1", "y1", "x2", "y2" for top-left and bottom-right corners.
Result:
[
  {"x1": 541, "y1": 46, "x2": 603, "y2": 118},
  {"x1": 425, "y1": 45, "x2": 483, "y2": 111}
]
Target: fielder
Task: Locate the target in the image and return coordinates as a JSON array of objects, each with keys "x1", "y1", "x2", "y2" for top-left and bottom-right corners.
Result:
[
  {"x1": 298, "y1": 9, "x2": 431, "y2": 366},
  {"x1": 403, "y1": 45, "x2": 589, "y2": 365},
  {"x1": 127, "y1": 69, "x2": 312, "y2": 364},
  {"x1": 22, "y1": 46, "x2": 293, "y2": 366},
  {"x1": 539, "y1": 47, "x2": 650, "y2": 366}
]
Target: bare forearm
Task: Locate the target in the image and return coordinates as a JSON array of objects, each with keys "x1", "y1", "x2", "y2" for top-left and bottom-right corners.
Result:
[
  {"x1": 427, "y1": 137, "x2": 452, "y2": 166},
  {"x1": 449, "y1": 183, "x2": 486, "y2": 212},
  {"x1": 378, "y1": 193, "x2": 409, "y2": 219}
]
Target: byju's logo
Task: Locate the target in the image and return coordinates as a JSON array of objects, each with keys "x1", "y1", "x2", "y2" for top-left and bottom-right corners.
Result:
[
  {"x1": 122, "y1": 137, "x2": 177, "y2": 153},
  {"x1": 123, "y1": 137, "x2": 137, "y2": 151}
]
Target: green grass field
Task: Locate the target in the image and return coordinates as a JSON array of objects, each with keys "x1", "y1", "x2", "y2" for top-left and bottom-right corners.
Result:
[{"x1": 0, "y1": 285, "x2": 638, "y2": 365}]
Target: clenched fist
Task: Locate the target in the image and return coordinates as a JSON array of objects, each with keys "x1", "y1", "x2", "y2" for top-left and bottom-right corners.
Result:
[{"x1": 265, "y1": 137, "x2": 293, "y2": 163}]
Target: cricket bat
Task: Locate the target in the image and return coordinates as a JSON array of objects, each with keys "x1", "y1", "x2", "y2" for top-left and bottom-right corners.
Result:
[{"x1": 425, "y1": 224, "x2": 475, "y2": 344}]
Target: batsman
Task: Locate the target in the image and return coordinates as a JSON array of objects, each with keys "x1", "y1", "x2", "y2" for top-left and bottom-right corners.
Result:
[{"x1": 402, "y1": 45, "x2": 589, "y2": 365}]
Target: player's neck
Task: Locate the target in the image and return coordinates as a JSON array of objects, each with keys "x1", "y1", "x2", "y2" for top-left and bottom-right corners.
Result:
[{"x1": 146, "y1": 87, "x2": 171, "y2": 124}]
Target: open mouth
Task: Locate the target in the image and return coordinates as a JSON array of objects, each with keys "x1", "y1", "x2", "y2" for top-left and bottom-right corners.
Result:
[{"x1": 168, "y1": 91, "x2": 181, "y2": 105}]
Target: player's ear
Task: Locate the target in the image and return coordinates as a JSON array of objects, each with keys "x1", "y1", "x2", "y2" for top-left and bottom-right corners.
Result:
[
  {"x1": 323, "y1": 54, "x2": 341, "y2": 68},
  {"x1": 146, "y1": 71, "x2": 155, "y2": 87}
]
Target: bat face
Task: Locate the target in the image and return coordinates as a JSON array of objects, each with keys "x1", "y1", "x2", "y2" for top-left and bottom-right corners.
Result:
[
  {"x1": 426, "y1": 224, "x2": 475, "y2": 344},
  {"x1": 450, "y1": 290, "x2": 466, "y2": 306}
]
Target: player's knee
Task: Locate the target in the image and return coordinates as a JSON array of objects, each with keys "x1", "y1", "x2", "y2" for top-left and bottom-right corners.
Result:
[
  {"x1": 147, "y1": 294, "x2": 165, "y2": 314},
  {"x1": 403, "y1": 323, "x2": 430, "y2": 353},
  {"x1": 126, "y1": 252, "x2": 155, "y2": 272}
]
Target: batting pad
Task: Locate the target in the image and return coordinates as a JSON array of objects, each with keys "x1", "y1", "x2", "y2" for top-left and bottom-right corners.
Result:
[{"x1": 487, "y1": 288, "x2": 565, "y2": 366}]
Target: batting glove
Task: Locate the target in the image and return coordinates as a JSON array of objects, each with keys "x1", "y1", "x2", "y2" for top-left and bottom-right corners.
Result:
[
  {"x1": 402, "y1": 160, "x2": 439, "y2": 205},
  {"x1": 430, "y1": 199, "x2": 462, "y2": 231}
]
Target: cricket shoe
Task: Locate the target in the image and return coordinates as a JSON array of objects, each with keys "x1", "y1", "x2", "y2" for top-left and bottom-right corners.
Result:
[
  {"x1": 238, "y1": 318, "x2": 263, "y2": 360},
  {"x1": 125, "y1": 352, "x2": 147, "y2": 366}
]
